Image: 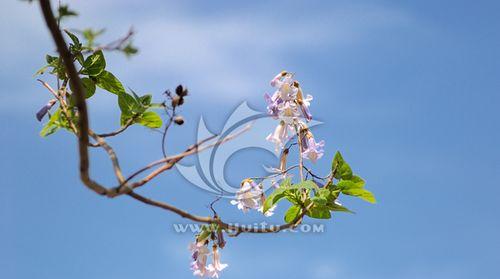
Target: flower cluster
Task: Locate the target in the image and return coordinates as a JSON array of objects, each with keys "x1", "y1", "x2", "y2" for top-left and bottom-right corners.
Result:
[
  {"x1": 230, "y1": 179, "x2": 275, "y2": 216},
  {"x1": 189, "y1": 231, "x2": 228, "y2": 278},
  {"x1": 265, "y1": 71, "x2": 324, "y2": 161}
]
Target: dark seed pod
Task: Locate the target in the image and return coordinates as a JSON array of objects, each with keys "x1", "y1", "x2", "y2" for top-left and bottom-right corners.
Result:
[
  {"x1": 174, "y1": 115, "x2": 184, "y2": 125},
  {"x1": 175, "y1": 84, "x2": 188, "y2": 97},
  {"x1": 171, "y1": 96, "x2": 181, "y2": 107},
  {"x1": 175, "y1": 85, "x2": 184, "y2": 96}
]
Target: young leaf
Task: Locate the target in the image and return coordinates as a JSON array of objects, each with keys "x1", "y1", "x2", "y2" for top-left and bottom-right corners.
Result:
[
  {"x1": 137, "y1": 111, "x2": 162, "y2": 128},
  {"x1": 40, "y1": 109, "x2": 65, "y2": 137},
  {"x1": 139, "y1": 94, "x2": 152, "y2": 106},
  {"x1": 82, "y1": 28, "x2": 105, "y2": 48},
  {"x1": 40, "y1": 115, "x2": 61, "y2": 137},
  {"x1": 118, "y1": 92, "x2": 141, "y2": 115},
  {"x1": 332, "y1": 151, "x2": 353, "y2": 180},
  {"x1": 311, "y1": 195, "x2": 328, "y2": 206},
  {"x1": 64, "y1": 30, "x2": 80, "y2": 46},
  {"x1": 95, "y1": 71, "x2": 125, "y2": 94},
  {"x1": 46, "y1": 54, "x2": 58, "y2": 64},
  {"x1": 122, "y1": 42, "x2": 138, "y2": 57},
  {"x1": 34, "y1": 65, "x2": 49, "y2": 76},
  {"x1": 342, "y1": 188, "x2": 376, "y2": 204},
  {"x1": 306, "y1": 205, "x2": 331, "y2": 219},
  {"x1": 327, "y1": 203, "x2": 355, "y2": 213},
  {"x1": 263, "y1": 187, "x2": 287, "y2": 213},
  {"x1": 81, "y1": 50, "x2": 105, "y2": 76},
  {"x1": 57, "y1": 4, "x2": 78, "y2": 20},
  {"x1": 290, "y1": 180, "x2": 319, "y2": 192},
  {"x1": 337, "y1": 175, "x2": 365, "y2": 190},
  {"x1": 284, "y1": 205, "x2": 302, "y2": 223}
]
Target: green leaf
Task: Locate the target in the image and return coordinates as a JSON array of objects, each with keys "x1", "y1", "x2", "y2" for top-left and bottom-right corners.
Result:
[
  {"x1": 40, "y1": 111, "x2": 61, "y2": 137},
  {"x1": 40, "y1": 109, "x2": 70, "y2": 137},
  {"x1": 332, "y1": 151, "x2": 353, "y2": 180},
  {"x1": 57, "y1": 4, "x2": 78, "y2": 20},
  {"x1": 81, "y1": 50, "x2": 105, "y2": 76},
  {"x1": 342, "y1": 188, "x2": 376, "y2": 204},
  {"x1": 75, "y1": 52, "x2": 84, "y2": 65},
  {"x1": 69, "y1": 77, "x2": 95, "y2": 99},
  {"x1": 122, "y1": 42, "x2": 138, "y2": 57},
  {"x1": 262, "y1": 178, "x2": 293, "y2": 213},
  {"x1": 263, "y1": 188, "x2": 287, "y2": 213},
  {"x1": 82, "y1": 28, "x2": 105, "y2": 48},
  {"x1": 46, "y1": 55, "x2": 58, "y2": 64},
  {"x1": 311, "y1": 195, "x2": 328, "y2": 206},
  {"x1": 118, "y1": 92, "x2": 142, "y2": 115},
  {"x1": 64, "y1": 30, "x2": 80, "y2": 46},
  {"x1": 284, "y1": 205, "x2": 302, "y2": 223},
  {"x1": 42, "y1": 55, "x2": 66, "y2": 78},
  {"x1": 327, "y1": 203, "x2": 355, "y2": 213},
  {"x1": 290, "y1": 180, "x2": 319, "y2": 192},
  {"x1": 139, "y1": 94, "x2": 152, "y2": 106},
  {"x1": 338, "y1": 175, "x2": 365, "y2": 190},
  {"x1": 81, "y1": 78, "x2": 96, "y2": 98},
  {"x1": 95, "y1": 71, "x2": 125, "y2": 94},
  {"x1": 306, "y1": 205, "x2": 331, "y2": 219},
  {"x1": 34, "y1": 65, "x2": 49, "y2": 76},
  {"x1": 136, "y1": 111, "x2": 162, "y2": 128}
]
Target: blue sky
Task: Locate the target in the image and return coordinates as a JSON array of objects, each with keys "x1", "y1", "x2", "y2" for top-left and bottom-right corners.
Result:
[{"x1": 1, "y1": 0, "x2": 500, "y2": 278}]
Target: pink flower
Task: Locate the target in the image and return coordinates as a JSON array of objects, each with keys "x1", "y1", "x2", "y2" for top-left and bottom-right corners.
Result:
[
  {"x1": 189, "y1": 242, "x2": 210, "y2": 277},
  {"x1": 266, "y1": 121, "x2": 289, "y2": 152},
  {"x1": 230, "y1": 179, "x2": 263, "y2": 212},
  {"x1": 206, "y1": 246, "x2": 228, "y2": 278},
  {"x1": 301, "y1": 137, "x2": 325, "y2": 163}
]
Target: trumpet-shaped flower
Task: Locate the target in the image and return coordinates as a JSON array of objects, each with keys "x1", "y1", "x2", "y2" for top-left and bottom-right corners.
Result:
[
  {"x1": 264, "y1": 92, "x2": 281, "y2": 119},
  {"x1": 189, "y1": 242, "x2": 210, "y2": 277},
  {"x1": 230, "y1": 179, "x2": 263, "y2": 212},
  {"x1": 266, "y1": 121, "x2": 289, "y2": 152},
  {"x1": 206, "y1": 246, "x2": 228, "y2": 278},
  {"x1": 270, "y1": 70, "x2": 288, "y2": 87},
  {"x1": 297, "y1": 91, "x2": 313, "y2": 122},
  {"x1": 301, "y1": 137, "x2": 325, "y2": 163},
  {"x1": 35, "y1": 99, "x2": 57, "y2": 121}
]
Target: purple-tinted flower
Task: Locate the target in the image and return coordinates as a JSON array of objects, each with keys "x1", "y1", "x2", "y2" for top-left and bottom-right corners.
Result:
[
  {"x1": 230, "y1": 179, "x2": 263, "y2": 213},
  {"x1": 298, "y1": 93, "x2": 313, "y2": 122},
  {"x1": 301, "y1": 137, "x2": 325, "y2": 163},
  {"x1": 189, "y1": 242, "x2": 210, "y2": 277},
  {"x1": 206, "y1": 246, "x2": 228, "y2": 278},
  {"x1": 35, "y1": 99, "x2": 57, "y2": 121},
  {"x1": 270, "y1": 70, "x2": 287, "y2": 87},
  {"x1": 294, "y1": 84, "x2": 313, "y2": 122},
  {"x1": 277, "y1": 79, "x2": 298, "y2": 101},
  {"x1": 298, "y1": 126, "x2": 325, "y2": 162},
  {"x1": 264, "y1": 92, "x2": 280, "y2": 118},
  {"x1": 266, "y1": 121, "x2": 289, "y2": 152}
]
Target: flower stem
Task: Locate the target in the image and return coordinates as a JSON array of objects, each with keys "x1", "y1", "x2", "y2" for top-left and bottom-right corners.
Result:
[{"x1": 295, "y1": 123, "x2": 304, "y2": 181}]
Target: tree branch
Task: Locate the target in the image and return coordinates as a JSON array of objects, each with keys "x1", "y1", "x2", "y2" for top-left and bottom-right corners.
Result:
[
  {"x1": 38, "y1": 0, "x2": 305, "y2": 237},
  {"x1": 40, "y1": 0, "x2": 107, "y2": 195}
]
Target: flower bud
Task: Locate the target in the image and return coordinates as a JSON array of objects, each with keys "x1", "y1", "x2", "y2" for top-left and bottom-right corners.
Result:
[{"x1": 36, "y1": 99, "x2": 57, "y2": 121}]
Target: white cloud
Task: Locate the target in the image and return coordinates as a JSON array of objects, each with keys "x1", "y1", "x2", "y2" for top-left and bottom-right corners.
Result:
[
  {"x1": 0, "y1": 1, "x2": 416, "y2": 110},
  {"x1": 129, "y1": 4, "x2": 415, "y2": 103}
]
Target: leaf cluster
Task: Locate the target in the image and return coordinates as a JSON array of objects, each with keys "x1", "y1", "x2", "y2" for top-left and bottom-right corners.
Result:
[{"x1": 263, "y1": 151, "x2": 376, "y2": 223}]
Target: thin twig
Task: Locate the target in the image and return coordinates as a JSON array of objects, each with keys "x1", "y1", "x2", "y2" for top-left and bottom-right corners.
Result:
[
  {"x1": 161, "y1": 106, "x2": 176, "y2": 158},
  {"x1": 96, "y1": 118, "x2": 135, "y2": 137},
  {"x1": 37, "y1": 0, "x2": 310, "y2": 237}
]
